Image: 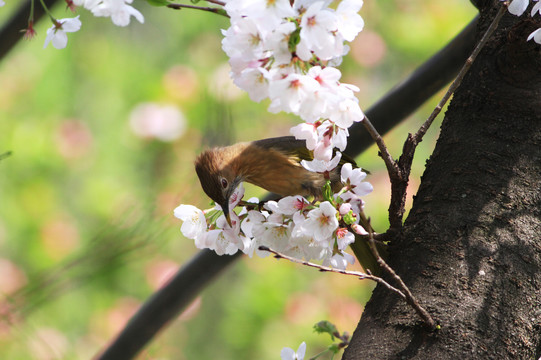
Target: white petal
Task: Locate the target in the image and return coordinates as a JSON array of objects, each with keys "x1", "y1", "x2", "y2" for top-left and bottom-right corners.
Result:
[
  {"x1": 52, "y1": 31, "x2": 68, "y2": 49},
  {"x1": 527, "y1": 28, "x2": 541, "y2": 44},
  {"x1": 353, "y1": 181, "x2": 373, "y2": 196},
  {"x1": 297, "y1": 342, "x2": 307, "y2": 359},
  {"x1": 341, "y1": 163, "x2": 353, "y2": 182},
  {"x1": 328, "y1": 152, "x2": 342, "y2": 169},
  {"x1": 61, "y1": 16, "x2": 82, "y2": 32},
  {"x1": 174, "y1": 204, "x2": 200, "y2": 220},
  {"x1": 130, "y1": 6, "x2": 145, "y2": 24},
  {"x1": 43, "y1": 28, "x2": 55, "y2": 48},
  {"x1": 532, "y1": 2, "x2": 541, "y2": 15},
  {"x1": 508, "y1": 0, "x2": 529, "y2": 16},
  {"x1": 313, "y1": 141, "x2": 333, "y2": 161},
  {"x1": 280, "y1": 347, "x2": 295, "y2": 360},
  {"x1": 290, "y1": 123, "x2": 318, "y2": 150}
]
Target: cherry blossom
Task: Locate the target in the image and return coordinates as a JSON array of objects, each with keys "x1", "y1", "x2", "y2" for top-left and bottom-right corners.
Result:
[
  {"x1": 232, "y1": 67, "x2": 272, "y2": 102},
  {"x1": 323, "y1": 251, "x2": 355, "y2": 270},
  {"x1": 335, "y1": 227, "x2": 355, "y2": 251},
  {"x1": 174, "y1": 205, "x2": 207, "y2": 240},
  {"x1": 268, "y1": 73, "x2": 321, "y2": 114},
  {"x1": 281, "y1": 342, "x2": 306, "y2": 360},
  {"x1": 91, "y1": 0, "x2": 144, "y2": 27},
  {"x1": 43, "y1": 16, "x2": 82, "y2": 49},
  {"x1": 336, "y1": 0, "x2": 365, "y2": 41},
  {"x1": 253, "y1": 217, "x2": 294, "y2": 255},
  {"x1": 329, "y1": 97, "x2": 365, "y2": 128},
  {"x1": 275, "y1": 196, "x2": 311, "y2": 215},
  {"x1": 222, "y1": 17, "x2": 266, "y2": 59},
  {"x1": 302, "y1": 201, "x2": 338, "y2": 244},
  {"x1": 209, "y1": 212, "x2": 251, "y2": 255},
  {"x1": 290, "y1": 123, "x2": 319, "y2": 150},
  {"x1": 266, "y1": 22, "x2": 297, "y2": 65},
  {"x1": 300, "y1": 152, "x2": 341, "y2": 173},
  {"x1": 340, "y1": 163, "x2": 372, "y2": 197},
  {"x1": 298, "y1": 1, "x2": 340, "y2": 61}
]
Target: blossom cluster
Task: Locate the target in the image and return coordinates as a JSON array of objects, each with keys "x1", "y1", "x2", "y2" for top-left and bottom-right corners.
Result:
[
  {"x1": 508, "y1": 0, "x2": 541, "y2": 43},
  {"x1": 222, "y1": 0, "x2": 366, "y2": 168},
  {"x1": 175, "y1": 163, "x2": 373, "y2": 270},
  {"x1": 17, "y1": 0, "x2": 144, "y2": 49},
  {"x1": 174, "y1": 0, "x2": 371, "y2": 269}
]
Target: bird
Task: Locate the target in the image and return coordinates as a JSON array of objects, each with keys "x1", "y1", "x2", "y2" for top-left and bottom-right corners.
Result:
[
  {"x1": 194, "y1": 136, "x2": 358, "y2": 220},
  {"x1": 194, "y1": 135, "x2": 385, "y2": 274}
]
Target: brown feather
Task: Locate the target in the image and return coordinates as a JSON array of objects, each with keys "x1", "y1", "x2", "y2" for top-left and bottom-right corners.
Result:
[{"x1": 195, "y1": 136, "x2": 362, "y2": 205}]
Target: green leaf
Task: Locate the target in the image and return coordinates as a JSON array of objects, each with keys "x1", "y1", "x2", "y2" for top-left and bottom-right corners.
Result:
[
  {"x1": 313, "y1": 320, "x2": 339, "y2": 340},
  {"x1": 328, "y1": 344, "x2": 340, "y2": 354}
]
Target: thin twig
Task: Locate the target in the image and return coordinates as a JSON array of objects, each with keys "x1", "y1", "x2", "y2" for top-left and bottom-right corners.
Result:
[
  {"x1": 360, "y1": 212, "x2": 436, "y2": 330},
  {"x1": 258, "y1": 246, "x2": 406, "y2": 299},
  {"x1": 167, "y1": 3, "x2": 229, "y2": 17},
  {"x1": 387, "y1": 4, "x2": 508, "y2": 229},
  {"x1": 362, "y1": 115, "x2": 401, "y2": 180},
  {"x1": 0, "y1": 0, "x2": 60, "y2": 61},
  {"x1": 412, "y1": 3, "x2": 508, "y2": 144}
]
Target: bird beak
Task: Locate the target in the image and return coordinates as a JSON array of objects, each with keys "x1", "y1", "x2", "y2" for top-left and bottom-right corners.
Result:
[
  {"x1": 221, "y1": 176, "x2": 242, "y2": 228},
  {"x1": 221, "y1": 200, "x2": 232, "y2": 227}
]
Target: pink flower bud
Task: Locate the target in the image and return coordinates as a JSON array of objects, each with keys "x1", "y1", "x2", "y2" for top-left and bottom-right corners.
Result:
[
  {"x1": 352, "y1": 224, "x2": 368, "y2": 235},
  {"x1": 339, "y1": 203, "x2": 352, "y2": 215}
]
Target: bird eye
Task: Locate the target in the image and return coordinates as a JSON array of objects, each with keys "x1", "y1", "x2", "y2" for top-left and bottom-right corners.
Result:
[{"x1": 221, "y1": 178, "x2": 228, "y2": 189}]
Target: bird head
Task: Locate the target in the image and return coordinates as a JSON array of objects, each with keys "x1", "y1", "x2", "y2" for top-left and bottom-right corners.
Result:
[{"x1": 195, "y1": 149, "x2": 243, "y2": 226}]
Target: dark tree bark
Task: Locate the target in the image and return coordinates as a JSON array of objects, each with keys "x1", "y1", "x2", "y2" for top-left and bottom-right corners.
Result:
[{"x1": 344, "y1": 3, "x2": 541, "y2": 359}]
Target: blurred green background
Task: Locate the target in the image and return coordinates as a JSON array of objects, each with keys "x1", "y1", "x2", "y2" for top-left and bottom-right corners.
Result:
[{"x1": 0, "y1": 1, "x2": 476, "y2": 359}]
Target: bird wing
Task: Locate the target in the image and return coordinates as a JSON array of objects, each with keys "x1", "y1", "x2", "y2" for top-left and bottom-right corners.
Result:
[{"x1": 253, "y1": 136, "x2": 359, "y2": 168}]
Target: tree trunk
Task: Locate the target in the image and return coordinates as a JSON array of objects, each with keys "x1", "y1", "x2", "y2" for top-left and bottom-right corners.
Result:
[{"x1": 344, "y1": 2, "x2": 541, "y2": 359}]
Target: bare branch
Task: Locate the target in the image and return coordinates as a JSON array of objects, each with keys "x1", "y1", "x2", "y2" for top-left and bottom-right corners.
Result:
[
  {"x1": 412, "y1": 3, "x2": 508, "y2": 145},
  {"x1": 258, "y1": 246, "x2": 406, "y2": 299},
  {"x1": 360, "y1": 212, "x2": 436, "y2": 330},
  {"x1": 362, "y1": 116, "x2": 401, "y2": 180},
  {"x1": 386, "y1": 4, "x2": 508, "y2": 229}
]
